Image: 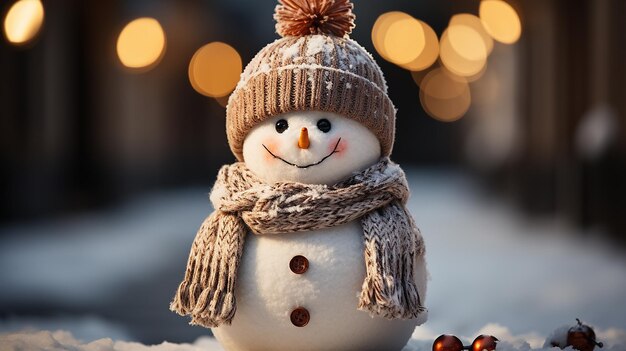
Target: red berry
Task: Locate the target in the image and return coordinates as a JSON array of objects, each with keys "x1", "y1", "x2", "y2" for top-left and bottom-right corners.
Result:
[
  {"x1": 567, "y1": 319, "x2": 603, "y2": 351},
  {"x1": 472, "y1": 335, "x2": 499, "y2": 351},
  {"x1": 433, "y1": 335, "x2": 463, "y2": 351}
]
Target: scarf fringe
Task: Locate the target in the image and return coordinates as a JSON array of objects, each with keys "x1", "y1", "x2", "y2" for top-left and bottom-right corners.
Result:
[
  {"x1": 170, "y1": 213, "x2": 245, "y2": 328},
  {"x1": 357, "y1": 202, "x2": 426, "y2": 319}
]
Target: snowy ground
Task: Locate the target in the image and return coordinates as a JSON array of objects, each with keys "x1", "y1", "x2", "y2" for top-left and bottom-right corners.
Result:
[
  {"x1": 1, "y1": 170, "x2": 625, "y2": 349},
  {"x1": 2, "y1": 323, "x2": 626, "y2": 350}
]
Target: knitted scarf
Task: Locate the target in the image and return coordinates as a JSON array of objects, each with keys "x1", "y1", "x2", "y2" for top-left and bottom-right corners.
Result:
[{"x1": 170, "y1": 157, "x2": 426, "y2": 327}]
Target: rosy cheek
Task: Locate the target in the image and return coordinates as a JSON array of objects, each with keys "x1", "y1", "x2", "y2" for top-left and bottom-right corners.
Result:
[
  {"x1": 262, "y1": 139, "x2": 280, "y2": 162},
  {"x1": 329, "y1": 137, "x2": 346, "y2": 156}
]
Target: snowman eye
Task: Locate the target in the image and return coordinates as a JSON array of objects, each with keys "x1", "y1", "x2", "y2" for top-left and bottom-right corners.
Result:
[
  {"x1": 275, "y1": 119, "x2": 289, "y2": 133},
  {"x1": 317, "y1": 119, "x2": 331, "y2": 133}
]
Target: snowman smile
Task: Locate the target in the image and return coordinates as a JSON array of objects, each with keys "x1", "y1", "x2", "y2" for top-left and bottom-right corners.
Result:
[{"x1": 262, "y1": 138, "x2": 341, "y2": 169}]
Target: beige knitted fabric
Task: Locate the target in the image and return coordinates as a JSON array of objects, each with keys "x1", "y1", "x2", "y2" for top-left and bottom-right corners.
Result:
[
  {"x1": 170, "y1": 158, "x2": 426, "y2": 327},
  {"x1": 226, "y1": 34, "x2": 397, "y2": 161}
]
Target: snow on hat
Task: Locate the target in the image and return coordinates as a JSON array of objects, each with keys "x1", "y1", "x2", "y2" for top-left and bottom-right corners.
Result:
[{"x1": 226, "y1": 0, "x2": 397, "y2": 161}]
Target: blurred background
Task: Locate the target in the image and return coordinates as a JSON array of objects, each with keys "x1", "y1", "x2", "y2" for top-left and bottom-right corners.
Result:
[{"x1": 1, "y1": 0, "x2": 625, "y2": 346}]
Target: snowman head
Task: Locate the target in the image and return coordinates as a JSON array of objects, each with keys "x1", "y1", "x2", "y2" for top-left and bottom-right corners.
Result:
[
  {"x1": 225, "y1": 0, "x2": 397, "y2": 183},
  {"x1": 243, "y1": 111, "x2": 380, "y2": 185}
]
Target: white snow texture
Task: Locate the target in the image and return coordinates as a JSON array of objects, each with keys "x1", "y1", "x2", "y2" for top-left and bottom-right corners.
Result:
[
  {"x1": 2, "y1": 324, "x2": 626, "y2": 351},
  {"x1": 0, "y1": 330, "x2": 222, "y2": 351}
]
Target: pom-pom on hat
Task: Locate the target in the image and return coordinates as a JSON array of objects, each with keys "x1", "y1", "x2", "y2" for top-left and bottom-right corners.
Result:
[
  {"x1": 226, "y1": 0, "x2": 397, "y2": 161},
  {"x1": 274, "y1": 0, "x2": 355, "y2": 37}
]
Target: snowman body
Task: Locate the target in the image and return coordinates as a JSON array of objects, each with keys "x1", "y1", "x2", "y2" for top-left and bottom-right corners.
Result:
[
  {"x1": 211, "y1": 112, "x2": 428, "y2": 350},
  {"x1": 212, "y1": 221, "x2": 427, "y2": 351}
]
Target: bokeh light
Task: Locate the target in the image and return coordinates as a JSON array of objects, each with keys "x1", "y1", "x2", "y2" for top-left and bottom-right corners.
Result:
[
  {"x1": 189, "y1": 42, "x2": 242, "y2": 98},
  {"x1": 479, "y1": 0, "x2": 522, "y2": 44},
  {"x1": 450, "y1": 14, "x2": 493, "y2": 55},
  {"x1": 116, "y1": 17, "x2": 166, "y2": 70},
  {"x1": 372, "y1": 12, "x2": 409, "y2": 61},
  {"x1": 419, "y1": 68, "x2": 471, "y2": 122},
  {"x1": 383, "y1": 15, "x2": 425, "y2": 65},
  {"x1": 446, "y1": 23, "x2": 487, "y2": 63},
  {"x1": 372, "y1": 12, "x2": 426, "y2": 66},
  {"x1": 399, "y1": 20, "x2": 439, "y2": 72},
  {"x1": 3, "y1": 0, "x2": 44, "y2": 45},
  {"x1": 439, "y1": 27, "x2": 488, "y2": 77},
  {"x1": 410, "y1": 70, "x2": 428, "y2": 87},
  {"x1": 461, "y1": 62, "x2": 488, "y2": 83}
]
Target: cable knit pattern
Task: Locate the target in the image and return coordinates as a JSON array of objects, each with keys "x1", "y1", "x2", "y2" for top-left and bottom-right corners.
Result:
[{"x1": 170, "y1": 158, "x2": 426, "y2": 327}]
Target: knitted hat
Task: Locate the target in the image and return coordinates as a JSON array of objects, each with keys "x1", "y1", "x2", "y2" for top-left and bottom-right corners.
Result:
[{"x1": 226, "y1": 0, "x2": 396, "y2": 161}]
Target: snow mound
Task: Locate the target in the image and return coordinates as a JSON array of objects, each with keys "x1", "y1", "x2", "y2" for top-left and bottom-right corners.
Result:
[
  {"x1": 0, "y1": 330, "x2": 224, "y2": 351},
  {"x1": 3, "y1": 324, "x2": 625, "y2": 351},
  {"x1": 403, "y1": 323, "x2": 626, "y2": 351},
  {"x1": 543, "y1": 325, "x2": 571, "y2": 349}
]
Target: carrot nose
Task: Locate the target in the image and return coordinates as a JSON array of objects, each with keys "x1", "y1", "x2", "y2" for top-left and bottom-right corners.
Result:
[{"x1": 298, "y1": 127, "x2": 310, "y2": 149}]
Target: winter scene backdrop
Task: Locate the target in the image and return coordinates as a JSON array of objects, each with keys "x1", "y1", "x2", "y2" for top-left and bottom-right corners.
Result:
[{"x1": 1, "y1": 0, "x2": 625, "y2": 350}]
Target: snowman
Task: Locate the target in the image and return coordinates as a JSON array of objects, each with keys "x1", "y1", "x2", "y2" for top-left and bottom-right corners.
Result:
[{"x1": 171, "y1": 1, "x2": 428, "y2": 350}]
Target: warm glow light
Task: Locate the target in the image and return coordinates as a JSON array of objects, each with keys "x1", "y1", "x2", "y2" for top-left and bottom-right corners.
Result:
[
  {"x1": 450, "y1": 14, "x2": 493, "y2": 55},
  {"x1": 382, "y1": 15, "x2": 425, "y2": 65},
  {"x1": 400, "y1": 20, "x2": 439, "y2": 72},
  {"x1": 3, "y1": 0, "x2": 44, "y2": 45},
  {"x1": 447, "y1": 25, "x2": 487, "y2": 62},
  {"x1": 116, "y1": 17, "x2": 166, "y2": 70},
  {"x1": 189, "y1": 42, "x2": 242, "y2": 98},
  {"x1": 461, "y1": 63, "x2": 487, "y2": 83},
  {"x1": 419, "y1": 68, "x2": 471, "y2": 122},
  {"x1": 372, "y1": 12, "x2": 426, "y2": 65},
  {"x1": 479, "y1": 0, "x2": 522, "y2": 44},
  {"x1": 410, "y1": 70, "x2": 428, "y2": 87},
  {"x1": 372, "y1": 12, "x2": 410, "y2": 61},
  {"x1": 439, "y1": 28, "x2": 487, "y2": 77}
]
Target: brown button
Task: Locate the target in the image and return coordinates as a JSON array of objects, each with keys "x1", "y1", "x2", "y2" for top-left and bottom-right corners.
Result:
[
  {"x1": 290, "y1": 307, "x2": 310, "y2": 327},
  {"x1": 289, "y1": 255, "x2": 309, "y2": 274}
]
